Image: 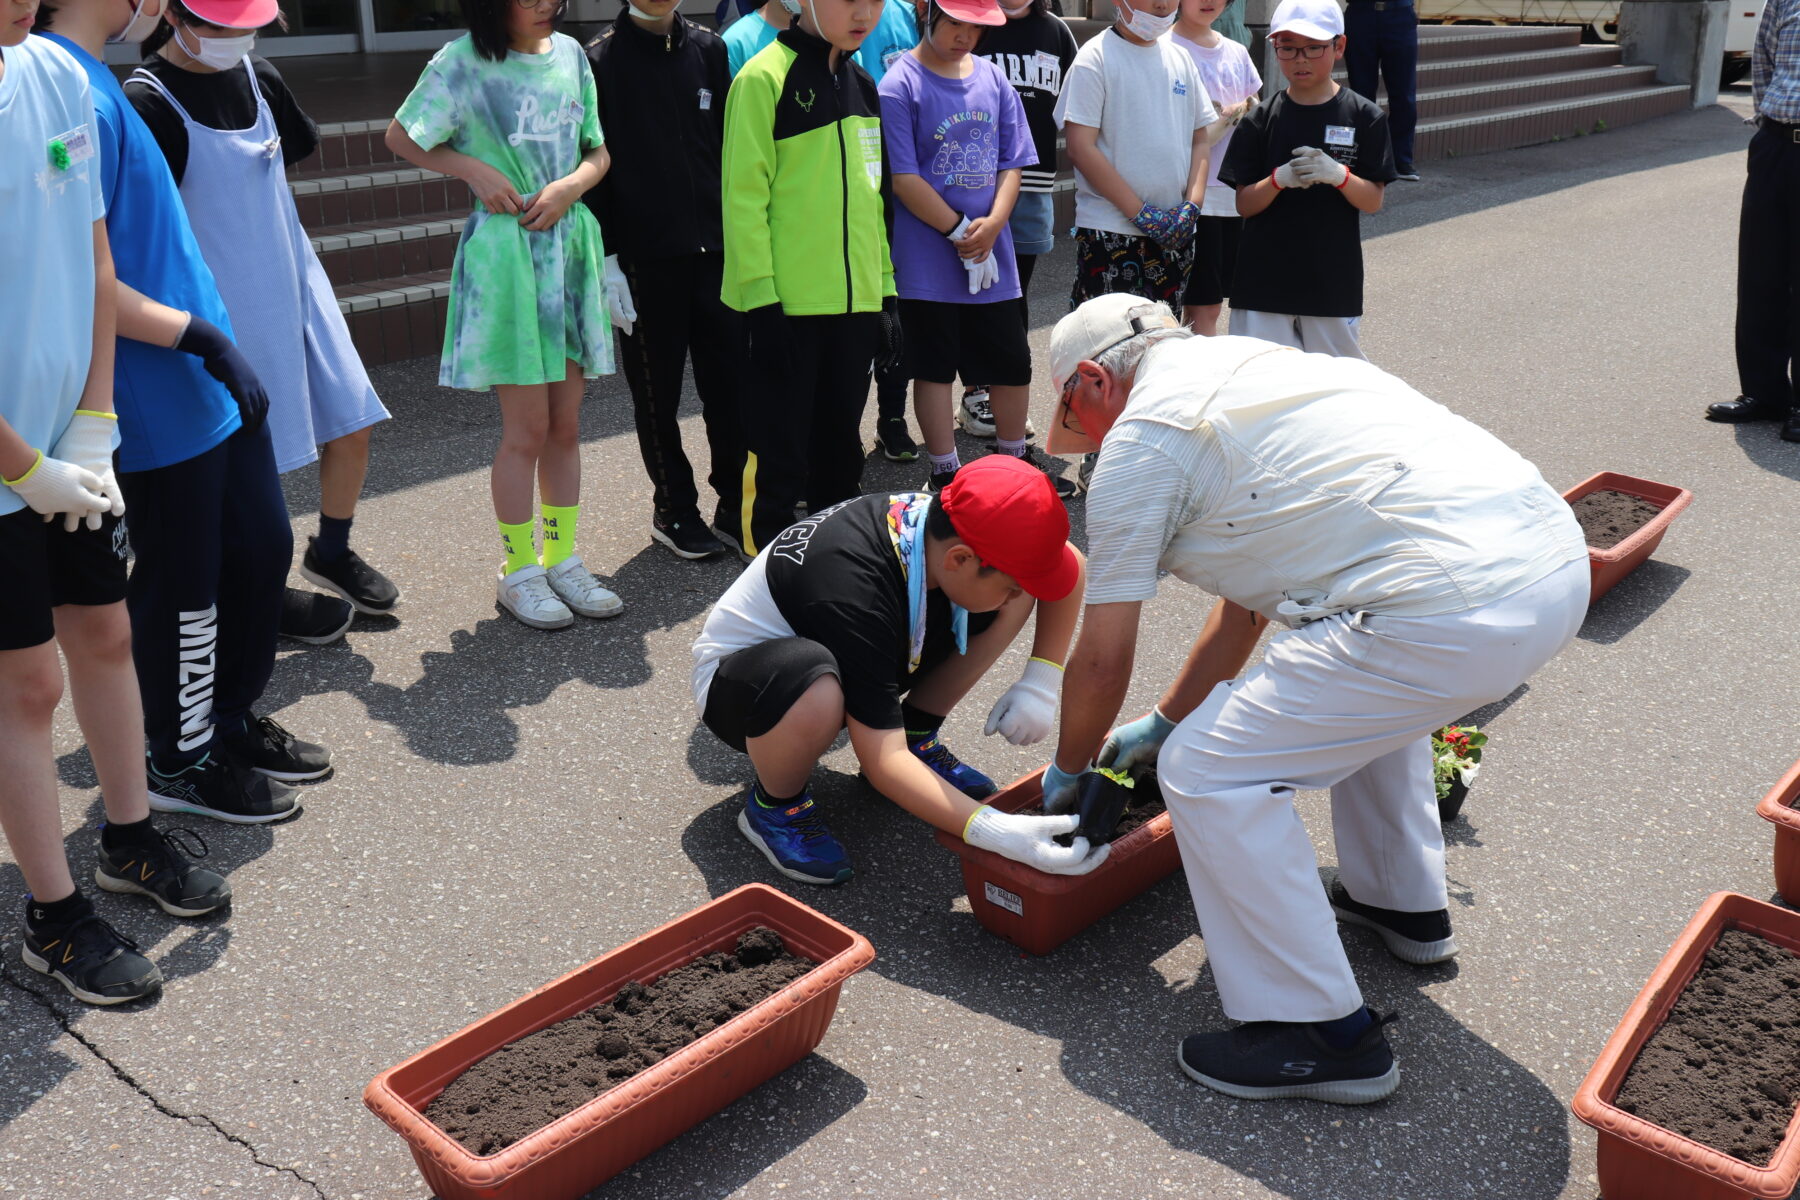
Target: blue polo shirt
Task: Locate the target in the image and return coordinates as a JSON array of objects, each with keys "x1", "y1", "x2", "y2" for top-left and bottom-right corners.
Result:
[{"x1": 43, "y1": 33, "x2": 240, "y2": 474}]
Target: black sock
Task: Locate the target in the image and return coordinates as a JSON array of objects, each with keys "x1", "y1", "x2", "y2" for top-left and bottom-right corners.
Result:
[
  {"x1": 314, "y1": 514, "x2": 353, "y2": 563},
  {"x1": 101, "y1": 816, "x2": 157, "y2": 852},
  {"x1": 752, "y1": 780, "x2": 805, "y2": 809},
  {"x1": 1312, "y1": 1006, "x2": 1375, "y2": 1050},
  {"x1": 26, "y1": 890, "x2": 91, "y2": 930},
  {"x1": 901, "y1": 702, "x2": 945, "y2": 743}
]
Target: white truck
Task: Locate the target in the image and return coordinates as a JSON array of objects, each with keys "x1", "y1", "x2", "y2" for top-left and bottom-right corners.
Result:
[{"x1": 1419, "y1": 0, "x2": 1764, "y2": 82}]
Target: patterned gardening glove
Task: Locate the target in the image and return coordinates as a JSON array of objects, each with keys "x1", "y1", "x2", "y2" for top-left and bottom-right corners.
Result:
[
  {"x1": 1131, "y1": 203, "x2": 1183, "y2": 247},
  {"x1": 1168, "y1": 200, "x2": 1203, "y2": 253},
  {"x1": 875, "y1": 296, "x2": 905, "y2": 375}
]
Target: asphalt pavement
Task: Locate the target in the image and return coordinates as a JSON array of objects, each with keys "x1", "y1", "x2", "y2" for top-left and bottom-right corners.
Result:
[{"x1": 2, "y1": 84, "x2": 1793, "y2": 1200}]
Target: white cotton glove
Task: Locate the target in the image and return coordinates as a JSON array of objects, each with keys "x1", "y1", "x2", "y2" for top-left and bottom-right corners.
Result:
[
  {"x1": 963, "y1": 253, "x2": 987, "y2": 296},
  {"x1": 603, "y1": 254, "x2": 637, "y2": 337},
  {"x1": 1272, "y1": 148, "x2": 1316, "y2": 190},
  {"x1": 944, "y1": 214, "x2": 973, "y2": 245},
  {"x1": 3, "y1": 451, "x2": 109, "y2": 529},
  {"x1": 978, "y1": 253, "x2": 1001, "y2": 291},
  {"x1": 47, "y1": 411, "x2": 123, "y2": 531},
  {"x1": 1292, "y1": 146, "x2": 1349, "y2": 189},
  {"x1": 964, "y1": 806, "x2": 1111, "y2": 876},
  {"x1": 984, "y1": 657, "x2": 1062, "y2": 746}
]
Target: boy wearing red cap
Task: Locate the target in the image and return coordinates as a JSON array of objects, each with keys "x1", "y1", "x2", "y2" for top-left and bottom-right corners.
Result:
[{"x1": 691, "y1": 455, "x2": 1106, "y2": 884}]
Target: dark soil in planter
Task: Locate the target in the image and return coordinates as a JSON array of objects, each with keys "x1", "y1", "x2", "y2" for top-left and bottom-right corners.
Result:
[
  {"x1": 425, "y1": 928, "x2": 814, "y2": 1156},
  {"x1": 1570, "y1": 489, "x2": 1665, "y2": 550},
  {"x1": 1613, "y1": 928, "x2": 1800, "y2": 1165},
  {"x1": 1032, "y1": 775, "x2": 1169, "y2": 846}
]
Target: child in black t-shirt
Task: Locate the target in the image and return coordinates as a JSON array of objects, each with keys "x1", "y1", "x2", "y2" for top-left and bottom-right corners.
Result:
[{"x1": 1218, "y1": 0, "x2": 1395, "y2": 359}]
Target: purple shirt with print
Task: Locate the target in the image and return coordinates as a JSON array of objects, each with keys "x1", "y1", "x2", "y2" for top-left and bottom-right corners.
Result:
[{"x1": 879, "y1": 52, "x2": 1035, "y2": 304}]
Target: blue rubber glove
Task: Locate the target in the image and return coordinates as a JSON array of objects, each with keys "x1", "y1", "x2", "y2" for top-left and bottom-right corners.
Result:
[
  {"x1": 176, "y1": 315, "x2": 268, "y2": 435},
  {"x1": 1096, "y1": 707, "x2": 1177, "y2": 776},
  {"x1": 1041, "y1": 761, "x2": 1087, "y2": 815}
]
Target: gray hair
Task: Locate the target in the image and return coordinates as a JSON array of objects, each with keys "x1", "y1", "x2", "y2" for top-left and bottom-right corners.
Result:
[{"x1": 1092, "y1": 302, "x2": 1192, "y2": 385}]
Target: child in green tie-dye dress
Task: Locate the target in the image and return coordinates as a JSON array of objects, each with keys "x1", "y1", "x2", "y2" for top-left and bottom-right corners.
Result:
[{"x1": 388, "y1": 0, "x2": 628, "y2": 630}]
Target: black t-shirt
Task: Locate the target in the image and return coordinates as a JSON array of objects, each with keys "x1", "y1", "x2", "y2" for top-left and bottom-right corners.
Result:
[
  {"x1": 978, "y1": 12, "x2": 1079, "y2": 195},
  {"x1": 1218, "y1": 86, "x2": 1395, "y2": 318},
  {"x1": 761, "y1": 494, "x2": 964, "y2": 731},
  {"x1": 124, "y1": 56, "x2": 320, "y2": 187}
]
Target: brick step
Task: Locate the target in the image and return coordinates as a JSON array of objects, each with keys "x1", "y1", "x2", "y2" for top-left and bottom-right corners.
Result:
[
  {"x1": 1414, "y1": 82, "x2": 1689, "y2": 160},
  {"x1": 289, "y1": 118, "x2": 408, "y2": 180},
  {"x1": 310, "y1": 215, "x2": 466, "y2": 287},
  {"x1": 1411, "y1": 63, "x2": 1661, "y2": 120},
  {"x1": 336, "y1": 269, "x2": 452, "y2": 368},
  {"x1": 1413, "y1": 24, "x2": 1581, "y2": 60},
  {"x1": 290, "y1": 165, "x2": 471, "y2": 230}
]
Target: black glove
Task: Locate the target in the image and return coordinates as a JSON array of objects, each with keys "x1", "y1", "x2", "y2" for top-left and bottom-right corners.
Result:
[
  {"x1": 875, "y1": 296, "x2": 904, "y2": 376},
  {"x1": 746, "y1": 303, "x2": 793, "y2": 378},
  {"x1": 175, "y1": 315, "x2": 269, "y2": 435}
]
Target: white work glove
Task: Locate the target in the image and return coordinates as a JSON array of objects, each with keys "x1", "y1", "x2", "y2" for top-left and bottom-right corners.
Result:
[
  {"x1": 984, "y1": 657, "x2": 1062, "y2": 746},
  {"x1": 47, "y1": 410, "x2": 124, "y2": 531},
  {"x1": 944, "y1": 214, "x2": 973, "y2": 244},
  {"x1": 964, "y1": 806, "x2": 1110, "y2": 876},
  {"x1": 962, "y1": 252, "x2": 1000, "y2": 295},
  {"x1": 977, "y1": 253, "x2": 1000, "y2": 290},
  {"x1": 1272, "y1": 148, "x2": 1317, "y2": 190},
  {"x1": 1292, "y1": 146, "x2": 1349, "y2": 189},
  {"x1": 3, "y1": 451, "x2": 109, "y2": 529},
  {"x1": 1040, "y1": 760, "x2": 1087, "y2": 815},
  {"x1": 603, "y1": 254, "x2": 637, "y2": 337}
]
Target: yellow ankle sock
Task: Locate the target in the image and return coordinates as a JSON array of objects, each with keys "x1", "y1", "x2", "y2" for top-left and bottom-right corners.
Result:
[
  {"x1": 540, "y1": 504, "x2": 579, "y2": 567},
  {"x1": 499, "y1": 519, "x2": 536, "y2": 575}
]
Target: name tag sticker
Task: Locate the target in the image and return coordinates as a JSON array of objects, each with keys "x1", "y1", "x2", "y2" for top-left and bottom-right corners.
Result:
[
  {"x1": 698, "y1": 87, "x2": 713, "y2": 110},
  {"x1": 1324, "y1": 124, "x2": 1355, "y2": 147},
  {"x1": 565, "y1": 98, "x2": 584, "y2": 125},
  {"x1": 50, "y1": 124, "x2": 95, "y2": 169}
]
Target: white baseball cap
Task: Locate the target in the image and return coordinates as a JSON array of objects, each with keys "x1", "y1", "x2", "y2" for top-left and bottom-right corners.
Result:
[
  {"x1": 1268, "y1": 0, "x2": 1343, "y2": 40},
  {"x1": 1046, "y1": 294, "x2": 1180, "y2": 454}
]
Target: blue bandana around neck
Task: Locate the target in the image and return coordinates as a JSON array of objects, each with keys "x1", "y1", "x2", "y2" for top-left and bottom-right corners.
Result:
[{"x1": 886, "y1": 493, "x2": 968, "y2": 672}]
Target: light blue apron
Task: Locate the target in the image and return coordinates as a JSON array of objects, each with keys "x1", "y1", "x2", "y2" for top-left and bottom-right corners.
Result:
[{"x1": 130, "y1": 59, "x2": 388, "y2": 474}]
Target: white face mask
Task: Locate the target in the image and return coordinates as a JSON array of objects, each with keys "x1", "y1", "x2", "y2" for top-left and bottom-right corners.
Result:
[
  {"x1": 1000, "y1": 0, "x2": 1032, "y2": 14},
  {"x1": 625, "y1": 2, "x2": 662, "y2": 17},
  {"x1": 176, "y1": 23, "x2": 256, "y2": 69},
  {"x1": 107, "y1": 0, "x2": 165, "y2": 44},
  {"x1": 1117, "y1": 0, "x2": 1175, "y2": 38}
]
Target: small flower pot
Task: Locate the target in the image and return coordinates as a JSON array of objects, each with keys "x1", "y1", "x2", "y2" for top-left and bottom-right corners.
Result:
[
  {"x1": 1753, "y1": 758, "x2": 1800, "y2": 904},
  {"x1": 363, "y1": 883, "x2": 875, "y2": 1200},
  {"x1": 1572, "y1": 891, "x2": 1800, "y2": 1200},
  {"x1": 932, "y1": 767, "x2": 1183, "y2": 956},
  {"x1": 1439, "y1": 777, "x2": 1470, "y2": 824},
  {"x1": 1074, "y1": 770, "x2": 1136, "y2": 844},
  {"x1": 1562, "y1": 471, "x2": 1694, "y2": 604}
]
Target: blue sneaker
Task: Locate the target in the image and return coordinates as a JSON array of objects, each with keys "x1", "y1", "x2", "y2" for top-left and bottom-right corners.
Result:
[
  {"x1": 908, "y1": 733, "x2": 997, "y2": 800},
  {"x1": 736, "y1": 789, "x2": 853, "y2": 886}
]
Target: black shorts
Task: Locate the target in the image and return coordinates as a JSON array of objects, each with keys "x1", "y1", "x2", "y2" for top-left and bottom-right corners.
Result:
[
  {"x1": 701, "y1": 610, "x2": 1001, "y2": 751},
  {"x1": 899, "y1": 298, "x2": 1031, "y2": 386},
  {"x1": 1182, "y1": 215, "x2": 1243, "y2": 308},
  {"x1": 0, "y1": 508, "x2": 129, "y2": 651}
]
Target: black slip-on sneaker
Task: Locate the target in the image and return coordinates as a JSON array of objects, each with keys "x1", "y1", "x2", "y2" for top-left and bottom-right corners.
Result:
[{"x1": 1177, "y1": 1011, "x2": 1401, "y2": 1104}]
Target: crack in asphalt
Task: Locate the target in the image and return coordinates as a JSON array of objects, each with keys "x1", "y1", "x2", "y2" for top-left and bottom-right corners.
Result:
[{"x1": 0, "y1": 961, "x2": 331, "y2": 1200}]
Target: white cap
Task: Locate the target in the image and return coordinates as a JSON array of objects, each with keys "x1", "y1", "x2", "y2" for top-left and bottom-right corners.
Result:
[
  {"x1": 1046, "y1": 295, "x2": 1180, "y2": 454},
  {"x1": 1268, "y1": 0, "x2": 1343, "y2": 40}
]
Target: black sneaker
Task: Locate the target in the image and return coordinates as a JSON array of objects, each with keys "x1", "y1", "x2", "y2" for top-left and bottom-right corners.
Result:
[
  {"x1": 1074, "y1": 451, "x2": 1098, "y2": 495},
  {"x1": 877, "y1": 417, "x2": 919, "y2": 462},
  {"x1": 651, "y1": 511, "x2": 726, "y2": 560},
  {"x1": 1003, "y1": 444, "x2": 1078, "y2": 500},
  {"x1": 96, "y1": 825, "x2": 231, "y2": 917},
  {"x1": 1177, "y1": 1011, "x2": 1401, "y2": 1104},
  {"x1": 300, "y1": 538, "x2": 399, "y2": 615},
  {"x1": 1394, "y1": 167, "x2": 1421, "y2": 182},
  {"x1": 148, "y1": 753, "x2": 301, "y2": 825},
  {"x1": 927, "y1": 467, "x2": 958, "y2": 494},
  {"x1": 279, "y1": 587, "x2": 354, "y2": 645},
  {"x1": 218, "y1": 714, "x2": 332, "y2": 782},
  {"x1": 22, "y1": 898, "x2": 162, "y2": 1005},
  {"x1": 1329, "y1": 880, "x2": 1458, "y2": 964}
]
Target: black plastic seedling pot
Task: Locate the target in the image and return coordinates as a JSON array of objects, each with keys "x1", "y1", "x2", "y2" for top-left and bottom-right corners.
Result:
[{"x1": 1075, "y1": 771, "x2": 1136, "y2": 844}]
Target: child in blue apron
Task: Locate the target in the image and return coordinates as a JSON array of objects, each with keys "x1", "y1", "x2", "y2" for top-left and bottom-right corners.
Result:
[{"x1": 126, "y1": 0, "x2": 399, "y2": 632}]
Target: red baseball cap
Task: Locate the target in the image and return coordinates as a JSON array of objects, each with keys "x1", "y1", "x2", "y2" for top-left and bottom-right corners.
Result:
[
  {"x1": 937, "y1": 456, "x2": 1079, "y2": 602},
  {"x1": 932, "y1": 0, "x2": 1006, "y2": 25},
  {"x1": 182, "y1": 0, "x2": 280, "y2": 29}
]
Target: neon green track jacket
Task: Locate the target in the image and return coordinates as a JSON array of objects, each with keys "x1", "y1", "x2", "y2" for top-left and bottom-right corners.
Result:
[{"x1": 721, "y1": 26, "x2": 897, "y2": 316}]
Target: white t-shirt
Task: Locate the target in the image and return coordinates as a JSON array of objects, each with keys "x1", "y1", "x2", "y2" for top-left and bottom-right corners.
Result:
[
  {"x1": 1170, "y1": 31, "x2": 1261, "y2": 217},
  {"x1": 0, "y1": 36, "x2": 106, "y2": 518},
  {"x1": 1053, "y1": 29, "x2": 1216, "y2": 237}
]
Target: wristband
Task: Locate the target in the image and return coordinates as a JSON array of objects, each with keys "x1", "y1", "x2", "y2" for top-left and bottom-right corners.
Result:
[{"x1": 2, "y1": 450, "x2": 44, "y2": 488}]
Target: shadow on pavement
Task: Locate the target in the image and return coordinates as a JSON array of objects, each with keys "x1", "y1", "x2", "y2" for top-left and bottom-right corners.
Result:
[
  {"x1": 1733, "y1": 420, "x2": 1800, "y2": 483},
  {"x1": 676, "y1": 769, "x2": 1573, "y2": 1200},
  {"x1": 1576, "y1": 559, "x2": 1691, "y2": 645}
]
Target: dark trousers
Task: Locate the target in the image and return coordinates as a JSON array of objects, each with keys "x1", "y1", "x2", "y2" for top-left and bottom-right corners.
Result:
[
  {"x1": 1346, "y1": 2, "x2": 1418, "y2": 172},
  {"x1": 1736, "y1": 122, "x2": 1800, "y2": 411},
  {"x1": 736, "y1": 311, "x2": 879, "y2": 554},
  {"x1": 118, "y1": 423, "x2": 291, "y2": 768},
  {"x1": 619, "y1": 253, "x2": 746, "y2": 526}
]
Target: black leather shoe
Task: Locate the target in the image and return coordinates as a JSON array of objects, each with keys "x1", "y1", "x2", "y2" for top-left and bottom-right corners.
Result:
[
  {"x1": 1706, "y1": 394, "x2": 1784, "y2": 422},
  {"x1": 1782, "y1": 411, "x2": 1800, "y2": 443}
]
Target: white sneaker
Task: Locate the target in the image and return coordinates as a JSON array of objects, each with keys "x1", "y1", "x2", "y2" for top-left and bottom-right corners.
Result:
[
  {"x1": 497, "y1": 564, "x2": 574, "y2": 630},
  {"x1": 957, "y1": 388, "x2": 996, "y2": 437},
  {"x1": 543, "y1": 555, "x2": 624, "y2": 619}
]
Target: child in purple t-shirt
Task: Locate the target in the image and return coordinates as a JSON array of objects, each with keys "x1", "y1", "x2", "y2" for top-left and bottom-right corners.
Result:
[{"x1": 879, "y1": 0, "x2": 1073, "y2": 497}]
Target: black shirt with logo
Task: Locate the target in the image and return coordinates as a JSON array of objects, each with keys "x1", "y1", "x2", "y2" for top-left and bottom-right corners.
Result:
[
  {"x1": 978, "y1": 12, "x2": 1080, "y2": 195},
  {"x1": 1219, "y1": 86, "x2": 1396, "y2": 318}
]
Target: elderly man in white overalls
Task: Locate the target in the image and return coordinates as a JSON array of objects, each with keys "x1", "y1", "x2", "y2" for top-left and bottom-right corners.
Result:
[{"x1": 1040, "y1": 294, "x2": 1588, "y2": 1103}]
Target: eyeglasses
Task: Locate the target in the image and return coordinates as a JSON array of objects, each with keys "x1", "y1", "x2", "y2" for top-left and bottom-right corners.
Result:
[
  {"x1": 1057, "y1": 373, "x2": 1088, "y2": 438},
  {"x1": 1272, "y1": 42, "x2": 1334, "y2": 59},
  {"x1": 514, "y1": 0, "x2": 567, "y2": 10}
]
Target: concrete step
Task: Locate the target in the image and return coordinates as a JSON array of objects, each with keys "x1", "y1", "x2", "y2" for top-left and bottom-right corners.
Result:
[
  {"x1": 335, "y1": 269, "x2": 452, "y2": 368},
  {"x1": 310, "y1": 216, "x2": 465, "y2": 288},
  {"x1": 288, "y1": 118, "x2": 408, "y2": 180},
  {"x1": 1408, "y1": 42, "x2": 1622, "y2": 88},
  {"x1": 1413, "y1": 63, "x2": 1661, "y2": 120},
  {"x1": 1414, "y1": 82, "x2": 1689, "y2": 160},
  {"x1": 1414, "y1": 24, "x2": 1581, "y2": 60}
]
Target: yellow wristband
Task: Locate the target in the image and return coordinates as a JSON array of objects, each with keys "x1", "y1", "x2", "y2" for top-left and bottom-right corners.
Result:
[
  {"x1": 1027, "y1": 656, "x2": 1064, "y2": 671},
  {"x1": 3, "y1": 450, "x2": 44, "y2": 488},
  {"x1": 71, "y1": 409, "x2": 118, "y2": 421}
]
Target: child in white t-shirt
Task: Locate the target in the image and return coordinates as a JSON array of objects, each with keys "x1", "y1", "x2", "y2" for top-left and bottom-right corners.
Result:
[{"x1": 1172, "y1": 0, "x2": 1259, "y2": 335}]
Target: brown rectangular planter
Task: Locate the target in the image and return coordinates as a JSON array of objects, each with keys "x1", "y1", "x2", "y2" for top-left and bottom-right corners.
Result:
[
  {"x1": 1562, "y1": 471, "x2": 1694, "y2": 604},
  {"x1": 932, "y1": 767, "x2": 1183, "y2": 955},
  {"x1": 363, "y1": 883, "x2": 875, "y2": 1200},
  {"x1": 1754, "y1": 759, "x2": 1800, "y2": 904},
  {"x1": 1572, "y1": 891, "x2": 1800, "y2": 1200}
]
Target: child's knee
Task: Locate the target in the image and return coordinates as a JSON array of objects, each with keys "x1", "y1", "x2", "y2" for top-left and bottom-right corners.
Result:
[
  {"x1": 60, "y1": 605, "x2": 134, "y2": 667},
  {"x1": 0, "y1": 650, "x2": 64, "y2": 721},
  {"x1": 499, "y1": 417, "x2": 550, "y2": 456}
]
